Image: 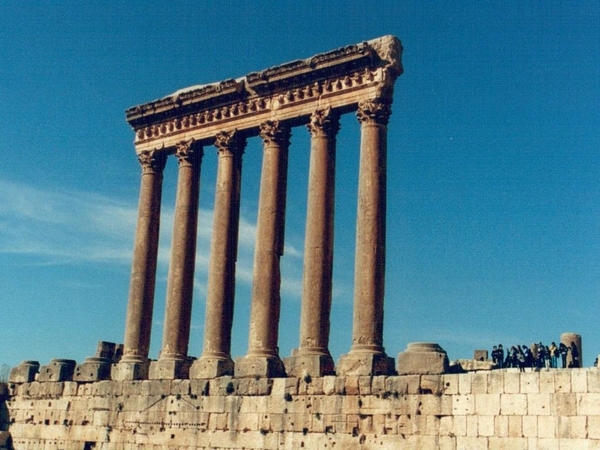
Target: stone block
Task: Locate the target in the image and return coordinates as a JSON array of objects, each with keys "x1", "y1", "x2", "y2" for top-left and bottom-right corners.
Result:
[
  {"x1": 344, "y1": 376, "x2": 360, "y2": 395},
  {"x1": 371, "y1": 375, "x2": 386, "y2": 395},
  {"x1": 74, "y1": 357, "x2": 112, "y2": 382},
  {"x1": 475, "y1": 393, "x2": 500, "y2": 416},
  {"x1": 522, "y1": 415, "x2": 537, "y2": 438},
  {"x1": 508, "y1": 415, "x2": 522, "y2": 438},
  {"x1": 576, "y1": 392, "x2": 600, "y2": 415},
  {"x1": 478, "y1": 415, "x2": 495, "y2": 436},
  {"x1": 420, "y1": 374, "x2": 443, "y2": 395},
  {"x1": 111, "y1": 360, "x2": 149, "y2": 381},
  {"x1": 528, "y1": 393, "x2": 551, "y2": 415},
  {"x1": 588, "y1": 415, "x2": 600, "y2": 439},
  {"x1": 500, "y1": 393, "x2": 527, "y2": 415},
  {"x1": 539, "y1": 370, "x2": 555, "y2": 393},
  {"x1": 471, "y1": 372, "x2": 488, "y2": 394},
  {"x1": 474, "y1": 349, "x2": 489, "y2": 361},
  {"x1": 452, "y1": 394, "x2": 474, "y2": 415},
  {"x1": 189, "y1": 356, "x2": 234, "y2": 379},
  {"x1": 537, "y1": 415, "x2": 558, "y2": 439},
  {"x1": 148, "y1": 358, "x2": 190, "y2": 380},
  {"x1": 337, "y1": 351, "x2": 395, "y2": 376},
  {"x1": 283, "y1": 353, "x2": 335, "y2": 378},
  {"x1": 442, "y1": 374, "x2": 459, "y2": 394},
  {"x1": 588, "y1": 369, "x2": 600, "y2": 393},
  {"x1": 571, "y1": 369, "x2": 588, "y2": 393},
  {"x1": 466, "y1": 415, "x2": 478, "y2": 436},
  {"x1": 520, "y1": 372, "x2": 539, "y2": 393},
  {"x1": 504, "y1": 371, "x2": 521, "y2": 393},
  {"x1": 8, "y1": 361, "x2": 40, "y2": 383},
  {"x1": 488, "y1": 370, "x2": 504, "y2": 393},
  {"x1": 458, "y1": 373, "x2": 472, "y2": 394},
  {"x1": 397, "y1": 343, "x2": 448, "y2": 375},
  {"x1": 234, "y1": 355, "x2": 286, "y2": 378},
  {"x1": 37, "y1": 359, "x2": 76, "y2": 382},
  {"x1": 554, "y1": 370, "x2": 571, "y2": 393}
]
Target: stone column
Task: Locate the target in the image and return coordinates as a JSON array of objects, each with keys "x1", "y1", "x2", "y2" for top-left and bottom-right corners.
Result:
[
  {"x1": 561, "y1": 332, "x2": 582, "y2": 368},
  {"x1": 114, "y1": 149, "x2": 166, "y2": 381},
  {"x1": 191, "y1": 130, "x2": 245, "y2": 379},
  {"x1": 150, "y1": 140, "x2": 203, "y2": 380},
  {"x1": 285, "y1": 108, "x2": 339, "y2": 377},
  {"x1": 235, "y1": 120, "x2": 290, "y2": 378},
  {"x1": 338, "y1": 99, "x2": 395, "y2": 376}
]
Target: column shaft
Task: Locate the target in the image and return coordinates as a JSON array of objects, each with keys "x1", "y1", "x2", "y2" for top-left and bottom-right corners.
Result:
[
  {"x1": 150, "y1": 140, "x2": 202, "y2": 379},
  {"x1": 235, "y1": 120, "x2": 290, "y2": 378},
  {"x1": 192, "y1": 131, "x2": 245, "y2": 378},
  {"x1": 122, "y1": 150, "x2": 166, "y2": 362},
  {"x1": 338, "y1": 99, "x2": 394, "y2": 376},
  {"x1": 286, "y1": 109, "x2": 338, "y2": 377}
]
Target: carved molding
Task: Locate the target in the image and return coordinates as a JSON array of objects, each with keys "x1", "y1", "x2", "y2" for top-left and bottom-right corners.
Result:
[
  {"x1": 356, "y1": 99, "x2": 392, "y2": 126},
  {"x1": 174, "y1": 139, "x2": 203, "y2": 168},
  {"x1": 259, "y1": 120, "x2": 290, "y2": 146},
  {"x1": 138, "y1": 150, "x2": 167, "y2": 174},
  {"x1": 133, "y1": 67, "x2": 381, "y2": 144},
  {"x1": 307, "y1": 107, "x2": 340, "y2": 138}
]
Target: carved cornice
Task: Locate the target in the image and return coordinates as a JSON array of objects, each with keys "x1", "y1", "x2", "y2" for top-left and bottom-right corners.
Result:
[
  {"x1": 138, "y1": 149, "x2": 167, "y2": 174},
  {"x1": 126, "y1": 36, "x2": 402, "y2": 150},
  {"x1": 356, "y1": 99, "x2": 392, "y2": 126},
  {"x1": 215, "y1": 130, "x2": 246, "y2": 156},
  {"x1": 259, "y1": 120, "x2": 290, "y2": 147},
  {"x1": 307, "y1": 107, "x2": 340, "y2": 138},
  {"x1": 174, "y1": 139, "x2": 203, "y2": 168}
]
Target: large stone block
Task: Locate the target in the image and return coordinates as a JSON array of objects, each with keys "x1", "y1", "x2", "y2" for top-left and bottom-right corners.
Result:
[
  {"x1": 111, "y1": 360, "x2": 149, "y2": 381},
  {"x1": 73, "y1": 357, "x2": 112, "y2": 382},
  {"x1": 37, "y1": 359, "x2": 76, "y2": 382},
  {"x1": 337, "y1": 352, "x2": 395, "y2": 376},
  {"x1": 148, "y1": 358, "x2": 191, "y2": 380},
  {"x1": 189, "y1": 356, "x2": 234, "y2": 379},
  {"x1": 397, "y1": 343, "x2": 449, "y2": 375},
  {"x1": 8, "y1": 361, "x2": 39, "y2": 383}
]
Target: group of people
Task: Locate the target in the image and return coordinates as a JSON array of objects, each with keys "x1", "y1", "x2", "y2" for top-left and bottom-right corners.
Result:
[{"x1": 491, "y1": 342, "x2": 580, "y2": 371}]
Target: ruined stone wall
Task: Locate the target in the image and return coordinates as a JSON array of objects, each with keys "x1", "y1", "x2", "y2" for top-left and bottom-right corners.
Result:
[{"x1": 4, "y1": 368, "x2": 600, "y2": 449}]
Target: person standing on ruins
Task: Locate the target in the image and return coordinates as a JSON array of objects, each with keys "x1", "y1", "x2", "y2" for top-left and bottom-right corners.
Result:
[
  {"x1": 549, "y1": 342, "x2": 558, "y2": 368},
  {"x1": 559, "y1": 342, "x2": 569, "y2": 368}
]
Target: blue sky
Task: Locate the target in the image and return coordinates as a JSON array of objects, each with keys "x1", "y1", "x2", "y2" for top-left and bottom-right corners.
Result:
[{"x1": 1, "y1": 2, "x2": 599, "y2": 369}]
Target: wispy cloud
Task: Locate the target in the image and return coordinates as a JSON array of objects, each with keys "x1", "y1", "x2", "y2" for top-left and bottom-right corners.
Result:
[{"x1": 0, "y1": 178, "x2": 305, "y2": 297}]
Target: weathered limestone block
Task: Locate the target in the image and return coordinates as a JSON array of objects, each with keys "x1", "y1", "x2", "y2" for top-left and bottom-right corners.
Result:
[
  {"x1": 571, "y1": 369, "x2": 588, "y2": 393},
  {"x1": 475, "y1": 393, "x2": 500, "y2": 416},
  {"x1": 74, "y1": 357, "x2": 112, "y2": 382},
  {"x1": 111, "y1": 360, "x2": 149, "y2": 381},
  {"x1": 452, "y1": 394, "x2": 474, "y2": 415},
  {"x1": 478, "y1": 415, "x2": 495, "y2": 437},
  {"x1": 8, "y1": 361, "x2": 40, "y2": 383},
  {"x1": 37, "y1": 359, "x2": 76, "y2": 382},
  {"x1": 397, "y1": 343, "x2": 449, "y2": 375},
  {"x1": 520, "y1": 372, "x2": 540, "y2": 394},
  {"x1": 501, "y1": 393, "x2": 527, "y2": 415},
  {"x1": 554, "y1": 370, "x2": 572, "y2": 393},
  {"x1": 148, "y1": 358, "x2": 190, "y2": 380},
  {"x1": 528, "y1": 393, "x2": 551, "y2": 415}
]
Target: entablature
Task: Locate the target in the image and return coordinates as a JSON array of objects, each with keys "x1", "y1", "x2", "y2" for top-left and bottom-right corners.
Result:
[{"x1": 125, "y1": 35, "x2": 402, "y2": 153}]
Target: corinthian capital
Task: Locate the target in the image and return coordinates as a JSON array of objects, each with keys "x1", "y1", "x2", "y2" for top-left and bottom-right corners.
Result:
[
  {"x1": 356, "y1": 99, "x2": 392, "y2": 126},
  {"x1": 138, "y1": 150, "x2": 167, "y2": 174},
  {"x1": 307, "y1": 107, "x2": 340, "y2": 138},
  {"x1": 259, "y1": 120, "x2": 291, "y2": 146},
  {"x1": 215, "y1": 129, "x2": 247, "y2": 156},
  {"x1": 174, "y1": 139, "x2": 203, "y2": 168}
]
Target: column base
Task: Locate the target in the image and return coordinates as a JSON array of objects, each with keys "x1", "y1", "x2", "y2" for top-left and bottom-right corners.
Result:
[
  {"x1": 38, "y1": 359, "x2": 77, "y2": 382},
  {"x1": 234, "y1": 354, "x2": 286, "y2": 378},
  {"x1": 284, "y1": 351, "x2": 335, "y2": 378},
  {"x1": 190, "y1": 356, "x2": 234, "y2": 379},
  {"x1": 148, "y1": 358, "x2": 191, "y2": 380},
  {"x1": 74, "y1": 357, "x2": 112, "y2": 382},
  {"x1": 397, "y1": 342, "x2": 449, "y2": 375},
  {"x1": 9, "y1": 361, "x2": 40, "y2": 383},
  {"x1": 111, "y1": 359, "x2": 149, "y2": 381},
  {"x1": 337, "y1": 351, "x2": 395, "y2": 376}
]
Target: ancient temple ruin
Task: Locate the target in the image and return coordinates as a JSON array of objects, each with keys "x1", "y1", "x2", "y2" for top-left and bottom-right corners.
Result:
[
  {"x1": 5, "y1": 36, "x2": 600, "y2": 450},
  {"x1": 115, "y1": 35, "x2": 403, "y2": 382}
]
